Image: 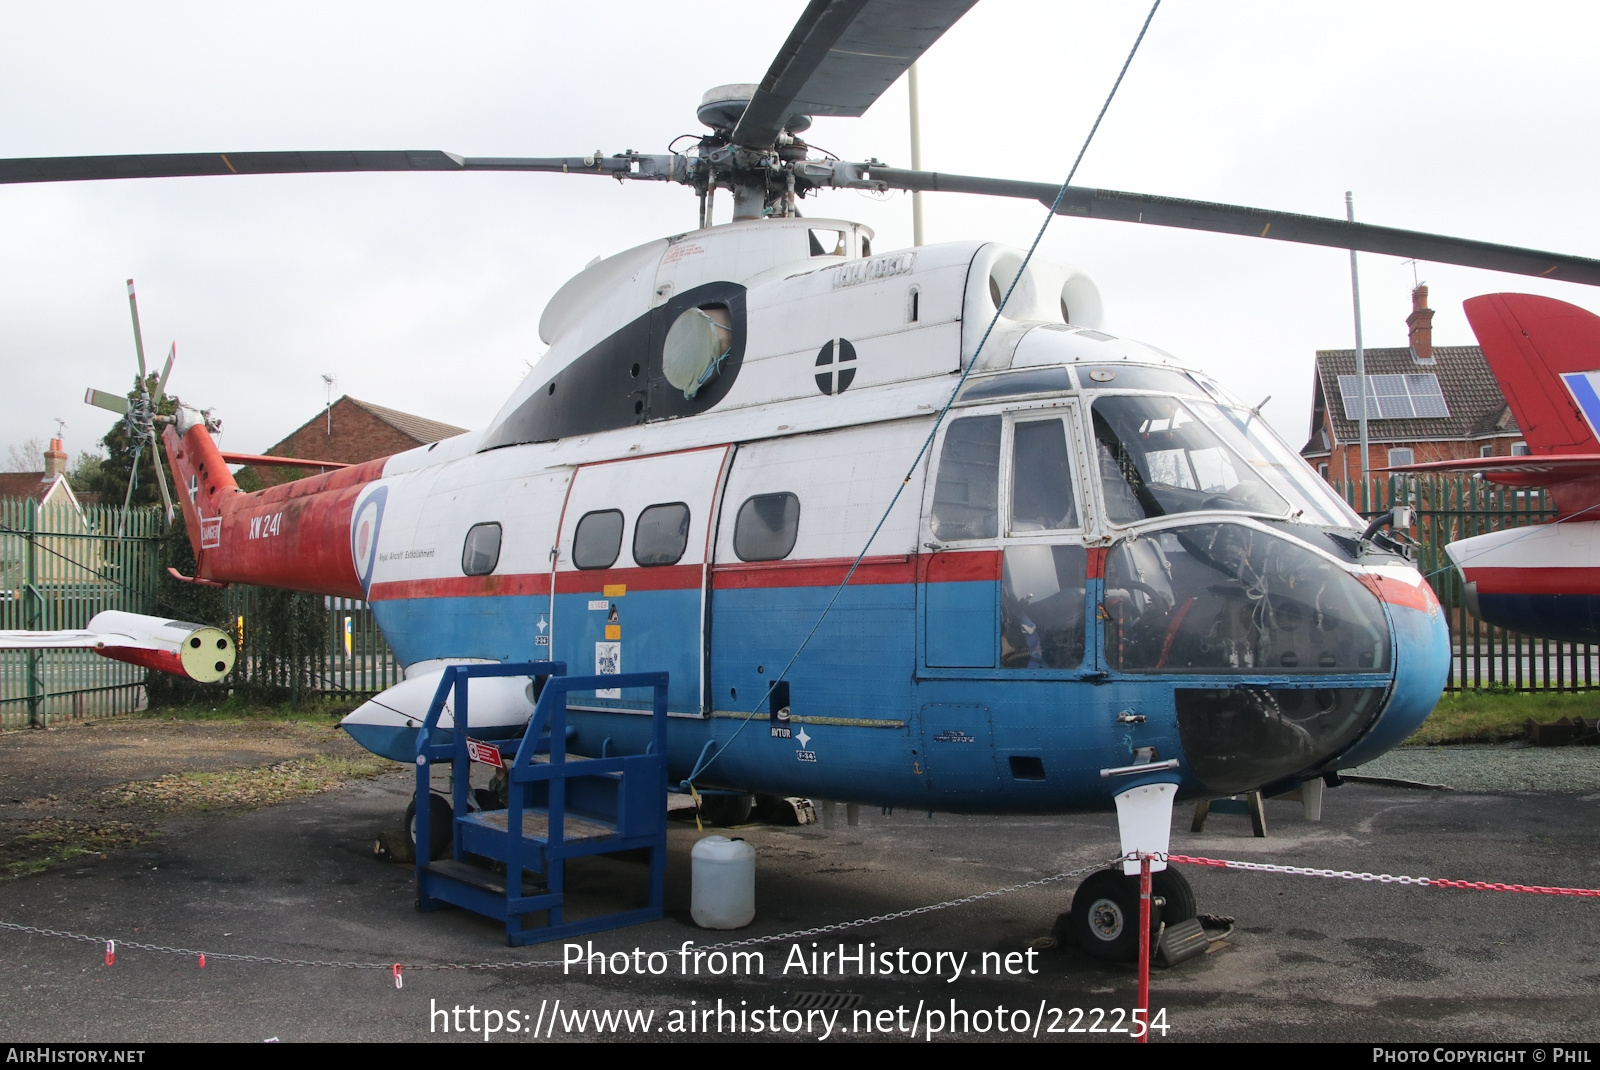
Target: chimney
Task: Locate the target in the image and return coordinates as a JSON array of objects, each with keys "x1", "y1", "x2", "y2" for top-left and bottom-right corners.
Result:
[
  {"x1": 1408, "y1": 284, "x2": 1436, "y2": 365},
  {"x1": 42, "y1": 437, "x2": 67, "y2": 481}
]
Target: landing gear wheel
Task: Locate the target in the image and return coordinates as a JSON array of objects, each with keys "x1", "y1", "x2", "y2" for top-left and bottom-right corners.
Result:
[
  {"x1": 1152, "y1": 866, "x2": 1196, "y2": 924},
  {"x1": 1067, "y1": 868, "x2": 1162, "y2": 962},
  {"x1": 698, "y1": 792, "x2": 754, "y2": 826},
  {"x1": 405, "y1": 793, "x2": 453, "y2": 861}
]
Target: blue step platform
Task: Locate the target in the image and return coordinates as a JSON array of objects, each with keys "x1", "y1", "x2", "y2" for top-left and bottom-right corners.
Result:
[{"x1": 410, "y1": 662, "x2": 670, "y2": 946}]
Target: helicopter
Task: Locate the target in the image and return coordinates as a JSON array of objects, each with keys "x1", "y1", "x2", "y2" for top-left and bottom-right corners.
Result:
[{"x1": 8, "y1": 0, "x2": 1600, "y2": 960}]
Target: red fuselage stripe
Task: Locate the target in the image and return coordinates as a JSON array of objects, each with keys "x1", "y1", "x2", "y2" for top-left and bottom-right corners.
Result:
[
  {"x1": 1463, "y1": 566, "x2": 1600, "y2": 597},
  {"x1": 365, "y1": 553, "x2": 1012, "y2": 601}
]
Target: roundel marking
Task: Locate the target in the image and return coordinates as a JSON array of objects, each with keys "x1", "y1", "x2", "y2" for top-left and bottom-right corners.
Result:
[
  {"x1": 350, "y1": 486, "x2": 388, "y2": 596},
  {"x1": 814, "y1": 338, "x2": 857, "y2": 395}
]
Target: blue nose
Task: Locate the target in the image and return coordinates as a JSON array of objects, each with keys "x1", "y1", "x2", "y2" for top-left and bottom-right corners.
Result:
[{"x1": 1335, "y1": 583, "x2": 1451, "y2": 768}]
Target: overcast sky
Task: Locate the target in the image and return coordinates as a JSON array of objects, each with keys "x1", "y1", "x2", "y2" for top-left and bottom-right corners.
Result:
[{"x1": 3, "y1": 1, "x2": 1598, "y2": 465}]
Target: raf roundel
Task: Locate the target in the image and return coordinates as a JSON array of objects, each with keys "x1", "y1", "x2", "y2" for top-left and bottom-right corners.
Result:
[{"x1": 814, "y1": 338, "x2": 857, "y2": 395}]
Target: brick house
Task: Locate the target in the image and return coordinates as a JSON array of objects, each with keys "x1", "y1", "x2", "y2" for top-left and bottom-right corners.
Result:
[
  {"x1": 1301, "y1": 286, "x2": 1526, "y2": 491},
  {"x1": 238, "y1": 396, "x2": 466, "y2": 489},
  {"x1": 0, "y1": 437, "x2": 85, "y2": 508}
]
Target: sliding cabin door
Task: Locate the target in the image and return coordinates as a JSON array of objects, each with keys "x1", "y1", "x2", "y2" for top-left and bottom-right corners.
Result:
[{"x1": 551, "y1": 446, "x2": 731, "y2": 715}]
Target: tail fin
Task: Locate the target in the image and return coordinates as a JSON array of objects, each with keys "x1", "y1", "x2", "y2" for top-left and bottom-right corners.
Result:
[
  {"x1": 1464, "y1": 293, "x2": 1600, "y2": 453},
  {"x1": 162, "y1": 407, "x2": 242, "y2": 570}
]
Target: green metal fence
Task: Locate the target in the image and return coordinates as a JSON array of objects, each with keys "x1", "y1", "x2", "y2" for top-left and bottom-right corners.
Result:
[
  {"x1": 1343, "y1": 474, "x2": 1596, "y2": 692},
  {"x1": 2, "y1": 496, "x2": 402, "y2": 726},
  {"x1": 0, "y1": 497, "x2": 161, "y2": 728},
  {"x1": 222, "y1": 587, "x2": 401, "y2": 699}
]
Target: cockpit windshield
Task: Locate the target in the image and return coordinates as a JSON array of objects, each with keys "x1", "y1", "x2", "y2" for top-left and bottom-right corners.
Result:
[{"x1": 1092, "y1": 394, "x2": 1358, "y2": 527}]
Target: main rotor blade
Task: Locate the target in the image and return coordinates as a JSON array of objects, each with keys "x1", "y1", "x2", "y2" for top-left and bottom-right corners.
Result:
[
  {"x1": 0, "y1": 150, "x2": 467, "y2": 184},
  {"x1": 0, "y1": 151, "x2": 674, "y2": 185},
  {"x1": 866, "y1": 167, "x2": 1600, "y2": 286},
  {"x1": 732, "y1": 0, "x2": 978, "y2": 149}
]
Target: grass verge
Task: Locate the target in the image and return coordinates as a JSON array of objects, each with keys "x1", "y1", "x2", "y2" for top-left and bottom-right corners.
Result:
[{"x1": 1408, "y1": 688, "x2": 1599, "y2": 745}]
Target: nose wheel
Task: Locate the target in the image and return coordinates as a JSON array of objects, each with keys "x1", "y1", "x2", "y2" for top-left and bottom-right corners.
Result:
[{"x1": 1061, "y1": 865, "x2": 1196, "y2": 962}]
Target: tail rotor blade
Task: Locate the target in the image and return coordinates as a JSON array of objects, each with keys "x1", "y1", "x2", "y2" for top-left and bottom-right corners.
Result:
[
  {"x1": 157, "y1": 343, "x2": 175, "y2": 397},
  {"x1": 148, "y1": 426, "x2": 175, "y2": 524},
  {"x1": 126, "y1": 279, "x2": 147, "y2": 382},
  {"x1": 84, "y1": 388, "x2": 130, "y2": 415}
]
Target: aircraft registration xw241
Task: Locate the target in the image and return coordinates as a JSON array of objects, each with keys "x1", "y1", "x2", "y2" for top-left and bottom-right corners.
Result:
[{"x1": 156, "y1": 217, "x2": 1450, "y2": 904}]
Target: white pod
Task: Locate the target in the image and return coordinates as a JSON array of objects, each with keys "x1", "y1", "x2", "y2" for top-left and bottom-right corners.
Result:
[{"x1": 691, "y1": 835, "x2": 756, "y2": 930}]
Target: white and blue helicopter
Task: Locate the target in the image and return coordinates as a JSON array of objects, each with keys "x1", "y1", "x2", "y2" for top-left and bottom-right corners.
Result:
[{"x1": 13, "y1": 0, "x2": 1600, "y2": 958}]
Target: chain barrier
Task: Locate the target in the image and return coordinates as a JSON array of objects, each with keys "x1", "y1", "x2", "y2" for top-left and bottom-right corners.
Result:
[
  {"x1": 0, "y1": 857, "x2": 1118, "y2": 976},
  {"x1": 1166, "y1": 853, "x2": 1600, "y2": 897}
]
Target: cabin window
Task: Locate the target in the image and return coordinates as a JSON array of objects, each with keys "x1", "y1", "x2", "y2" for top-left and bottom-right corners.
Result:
[
  {"x1": 1010, "y1": 419, "x2": 1079, "y2": 532},
  {"x1": 1001, "y1": 545, "x2": 1087, "y2": 670},
  {"x1": 733, "y1": 493, "x2": 800, "y2": 562},
  {"x1": 931, "y1": 415, "x2": 1000, "y2": 541},
  {"x1": 633, "y1": 502, "x2": 690, "y2": 566},
  {"x1": 809, "y1": 229, "x2": 845, "y2": 257},
  {"x1": 572, "y1": 509, "x2": 624, "y2": 569},
  {"x1": 461, "y1": 522, "x2": 502, "y2": 576}
]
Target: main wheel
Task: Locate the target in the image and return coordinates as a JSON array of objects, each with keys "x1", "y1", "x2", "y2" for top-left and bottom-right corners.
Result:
[
  {"x1": 1152, "y1": 866, "x2": 1196, "y2": 924},
  {"x1": 1068, "y1": 868, "x2": 1162, "y2": 962},
  {"x1": 698, "y1": 792, "x2": 754, "y2": 826},
  {"x1": 405, "y1": 794, "x2": 453, "y2": 860}
]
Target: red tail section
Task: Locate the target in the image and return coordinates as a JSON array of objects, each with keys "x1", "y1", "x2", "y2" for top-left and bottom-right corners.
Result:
[{"x1": 163, "y1": 410, "x2": 386, "y2": 597}]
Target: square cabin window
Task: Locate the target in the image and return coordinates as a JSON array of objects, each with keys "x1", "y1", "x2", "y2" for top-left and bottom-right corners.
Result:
[
  {"x1": 573, "y1": 510, "x2": 624, "y2": 570},
  {"x1": 461, "y1": 522, "x2": 502, "y2": 576},
  {"x1": 734, "y1": 493, "x2": 800, "y2": 562},
  {"x1": 633, "y1": 503, "x2": 690, "y2": 566}
]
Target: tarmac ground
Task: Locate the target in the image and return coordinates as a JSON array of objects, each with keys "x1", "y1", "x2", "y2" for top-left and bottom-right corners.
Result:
[{"x1": 4, "y1": 751, "x2": 1600, "y2": 1044}]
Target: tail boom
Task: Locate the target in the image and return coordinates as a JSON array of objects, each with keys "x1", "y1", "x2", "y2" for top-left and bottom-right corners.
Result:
[{"x1": 163, "y1": 408, "x2": 386, "y2": 598}]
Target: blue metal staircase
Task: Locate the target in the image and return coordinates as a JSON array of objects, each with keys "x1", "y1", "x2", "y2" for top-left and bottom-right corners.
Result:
[{"x1": 411, "y1": 662, "x2": 670, "y2": 946}]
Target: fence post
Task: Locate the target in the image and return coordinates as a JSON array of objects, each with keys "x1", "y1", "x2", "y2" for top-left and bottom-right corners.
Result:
[{"x1": 24, "y1": 497, "x2": 44, "y2": 728}]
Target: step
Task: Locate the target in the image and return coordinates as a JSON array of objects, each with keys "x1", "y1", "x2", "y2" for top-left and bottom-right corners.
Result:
[
  {"x1": 461, "y1": 808, "x2": 617, "y2": 844},
  {"x1": 421, "y1": 858, "x2": 553, "y2": 897}
]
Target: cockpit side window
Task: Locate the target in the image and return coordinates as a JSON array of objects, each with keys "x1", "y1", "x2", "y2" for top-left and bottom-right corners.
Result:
[
  {"x1": 931, "y1": 415, "x2": 1001, "y2": 541},
  {"x1": 1010, "y1": 419, "x2": 1078, "y2": 532},
  {"x1": 1092, "y1": 395, "x2": 1288, "y2": 523}
]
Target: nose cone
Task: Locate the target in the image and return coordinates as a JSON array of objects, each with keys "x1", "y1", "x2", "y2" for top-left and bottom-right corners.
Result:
[{"x1": 1335, "y1": 569, "x2": 1451, "y2": 768}]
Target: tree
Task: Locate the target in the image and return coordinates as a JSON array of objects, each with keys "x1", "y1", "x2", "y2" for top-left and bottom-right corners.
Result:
[
  {"x1": 86, "y1": 374, "x2": 180, "y2": 512},
  {"x1": 4, "y1": 438, "x2": 44, "y2": 473},
  {"x1": 68, "y1": 450, "x2": 104, "y2": 493}
]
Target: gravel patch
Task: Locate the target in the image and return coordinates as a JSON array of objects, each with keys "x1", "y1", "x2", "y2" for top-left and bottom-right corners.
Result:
[{"x1": 1353, "y1": 742, "x2": 1600, "y2": 793}]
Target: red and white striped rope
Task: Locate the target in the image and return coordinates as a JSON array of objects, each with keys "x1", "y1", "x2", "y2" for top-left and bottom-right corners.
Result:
[{"x1": 1166, "y1": 853, "x2": 1600, "y2": 897}]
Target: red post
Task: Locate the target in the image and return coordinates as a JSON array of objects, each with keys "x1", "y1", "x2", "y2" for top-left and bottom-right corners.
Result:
[{"x1": 1137, "y1": 855, "x2": 1151, "y2": 1043}]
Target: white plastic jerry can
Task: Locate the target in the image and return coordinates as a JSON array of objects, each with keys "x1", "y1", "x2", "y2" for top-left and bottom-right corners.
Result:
[{"x1": 690, "y1": 835, "x2": 756, "y2": 929}]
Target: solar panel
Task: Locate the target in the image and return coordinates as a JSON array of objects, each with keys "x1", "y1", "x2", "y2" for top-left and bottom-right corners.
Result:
[{"x1": 1336, "y1": 373, "x2": 1449, "y2": 419}]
